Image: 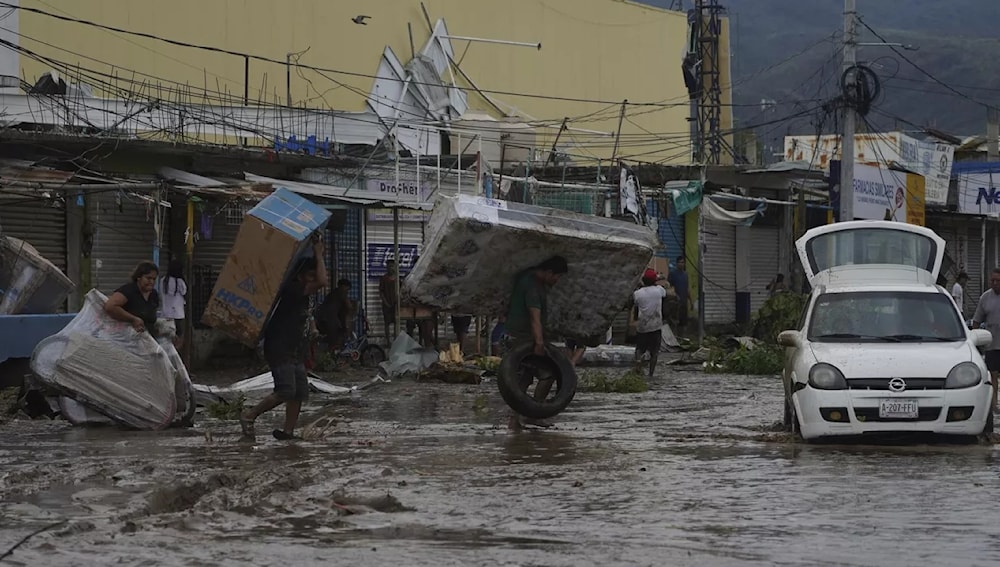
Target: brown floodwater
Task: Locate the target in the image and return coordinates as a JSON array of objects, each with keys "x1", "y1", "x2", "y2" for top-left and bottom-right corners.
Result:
[{"x1": 2, "y1": 367, "x2": 1000, "y2": 566}]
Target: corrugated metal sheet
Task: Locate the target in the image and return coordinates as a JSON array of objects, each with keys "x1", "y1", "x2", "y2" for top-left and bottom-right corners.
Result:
[
  {"x1": 702, "y1": 219, "x2": 736, "y2": 325},
  {"x1": 90, "y1": 192, "x2": 170, "y2": 294},
  {"x1": 748, "y1": 226, "x2": 780, "y2": 314},
  {"x1": 0, "y1": 190, "x2": 67, "y2": 273}
]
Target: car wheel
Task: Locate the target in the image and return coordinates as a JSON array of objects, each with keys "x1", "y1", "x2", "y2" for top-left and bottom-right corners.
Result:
[
  {"x1": 788, "y1": 397, "x2": 805, "y2": 440},
  {"x1": 497, "y1": 342, "x2": 578, "y2": 420},
  {"x1": 984, "y1": 411, "x2": 994, "y2": 435}
]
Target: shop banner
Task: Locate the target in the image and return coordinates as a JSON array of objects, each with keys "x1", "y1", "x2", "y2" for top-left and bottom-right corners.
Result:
[
  {"x1": 829, "y1": 162, "x2": 924, "y2": 224},
  {"x1": 957, "y1": 172, "x2": 1000, "y2": 215},
  {"x1": 899, "y1": 134, "x2": 953, "y2": 206},
  {"x1": 367, "y1": 243, "x2": 419, "y2": 278},
  {"x1": 365, "y1": 179, "x2": 432, "y2": 202}
]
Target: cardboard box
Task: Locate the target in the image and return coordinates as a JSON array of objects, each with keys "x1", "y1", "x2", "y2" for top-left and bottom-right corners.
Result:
[{"x1": 201, "y1": 188, "x2": 331, "y2": 347}]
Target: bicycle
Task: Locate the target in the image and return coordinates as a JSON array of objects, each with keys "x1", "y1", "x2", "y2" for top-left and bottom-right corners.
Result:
[{"x1": 309, "y1": 313, "x2": 387, "y2": 370}]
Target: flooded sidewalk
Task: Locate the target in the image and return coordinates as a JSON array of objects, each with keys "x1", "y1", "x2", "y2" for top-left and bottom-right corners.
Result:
[{"x1": 2, "y1": 369, "x2": 1000, "y2": 566}]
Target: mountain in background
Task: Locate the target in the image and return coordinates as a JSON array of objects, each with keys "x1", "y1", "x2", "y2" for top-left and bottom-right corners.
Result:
[{"x1": 638, "y1": 0, "x2": 999, "y2": 156}]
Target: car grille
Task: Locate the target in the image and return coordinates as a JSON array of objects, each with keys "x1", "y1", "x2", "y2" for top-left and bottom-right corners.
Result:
[
  {"x1": 847, "y1": 378, "x2": 945, "y2": 391},
  {"x1": 853, "y1": 407, "x2": 942, "y2": 422}
]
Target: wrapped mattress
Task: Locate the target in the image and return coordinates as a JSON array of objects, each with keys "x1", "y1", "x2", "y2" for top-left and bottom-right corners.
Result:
[
  {"x1": 30, "y1": 289, "x2": 186, "y2": 430},
  {"x1": 403, "y1": 195, "x2": 659, "y2": 341}
]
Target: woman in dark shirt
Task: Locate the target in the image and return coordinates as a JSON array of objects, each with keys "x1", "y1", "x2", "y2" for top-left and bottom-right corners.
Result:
[{"x1": 104, "y1": 261, "x2": 161, "y2": 336}]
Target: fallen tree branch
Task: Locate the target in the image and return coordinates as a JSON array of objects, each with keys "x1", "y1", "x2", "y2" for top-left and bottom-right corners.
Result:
[{"x1": 0, "y1": 520, "x2": 67, "y2": 561}]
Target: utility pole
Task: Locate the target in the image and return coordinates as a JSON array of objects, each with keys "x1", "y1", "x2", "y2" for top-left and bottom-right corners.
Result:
[{"x1": 839, "y1": 0, "x2": 857, "y2": 223}]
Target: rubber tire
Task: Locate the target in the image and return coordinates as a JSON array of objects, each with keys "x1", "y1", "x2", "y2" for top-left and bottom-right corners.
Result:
[
  {"x1": 984, "y1": 412, "x2": 994, "y2": 435},
  {"x1": 360, "y1": 344, "x2": 387, "y2": 368},
  {"x1": 497, "y1": 342, "x2": 578, "y2": 420},
  {"x1": 783, "y1": 394, "x2": 793, "y2": 429}
]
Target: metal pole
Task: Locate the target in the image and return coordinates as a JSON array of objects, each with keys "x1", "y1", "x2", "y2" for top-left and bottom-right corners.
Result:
[
  {"x1": 286, "y1": 53, "x2": 291, "y2": 107},
  {"x1": 697, "y1": 203, "x2": 706, "y2": 345},
  {"x1": 610, "y1": 100, "x2": 627, "y2": 165},
  {"x1": 439, "y1": 35, "x2": 542, "y2": 50},
  {"x1": 243, "y1": 55, "x2": 250, "y2": 147},
  {"x1": 394, "y1": 132, "x2": 402, "y2": 338},
  {"x1": 838, "y1": 0, "x2": 857, "y2": 223},
  {"x1": 457, "y1": 132, "x2": 462, "y2": 194}
]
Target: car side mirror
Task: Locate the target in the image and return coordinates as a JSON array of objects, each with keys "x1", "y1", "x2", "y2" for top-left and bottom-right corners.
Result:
[
  {"x1": 777, "y1": 330, "x2": 801, "y2": 348},
  {"x1": 970, "y1": 328, "x2": 992, "y2": 348}
]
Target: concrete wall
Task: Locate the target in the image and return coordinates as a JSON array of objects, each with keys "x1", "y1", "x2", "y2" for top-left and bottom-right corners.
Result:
[{"x1": 17, "y1": 0, "x2": 705, "y2": 163}]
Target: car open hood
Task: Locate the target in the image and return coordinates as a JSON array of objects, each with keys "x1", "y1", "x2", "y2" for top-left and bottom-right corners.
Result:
[
  {"x1": 808, "y1": 341, "x2": 974, "y2": 378},
  {"x1": 795, "y1": 220, "x2": 945, "y2": 285}
]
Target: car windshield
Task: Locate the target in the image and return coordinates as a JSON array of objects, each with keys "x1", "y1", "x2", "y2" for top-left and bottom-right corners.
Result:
[{"x1": 807, "y1": 291, "x2": 965, "y2": 342}]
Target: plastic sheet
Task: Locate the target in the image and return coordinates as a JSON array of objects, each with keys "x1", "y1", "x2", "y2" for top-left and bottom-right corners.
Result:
[
  {"x1": 378, "y1": 332, "x2": 438, "y2": 378},
  {"x1": 403, "y1": 195, "x2": 659, "y2": 339},
  {"x1": 30, "y1": 289, "x2": 181, "y2": 430}
]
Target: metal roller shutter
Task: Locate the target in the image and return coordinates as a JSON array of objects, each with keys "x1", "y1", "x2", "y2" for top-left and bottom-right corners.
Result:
[
  {"x1": 0, "y1": 190, "x2": 68, "y2": 272},
  {"x1": 90, "y1": 192, "x2": 170, "y2": 294},
  {"x1": 702, "y1": 218, "x2": 736, "y2": 325},
  {"x1": 364, "y1": 210, "x2": 424, "y2": 345},
  {"x1": 647, "y1": 198, "x2": 685, "y2": 261},
  {"x1": 748, "y1": 226, "x2": 780, "y2": 314},
  {"x1": 965, "y1": 224, "x2": 984, "y2": 316}
]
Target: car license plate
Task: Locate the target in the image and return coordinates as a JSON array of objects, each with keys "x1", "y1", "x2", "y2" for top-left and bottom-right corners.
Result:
[{"x1": 879, "y1": 399, "x2": 919, "y2": 419}]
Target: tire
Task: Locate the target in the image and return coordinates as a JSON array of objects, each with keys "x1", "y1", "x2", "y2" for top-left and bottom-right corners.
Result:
[
  {"x1": 360, "y1": 344, "x2": 387, "y2": 368},
  {"x1": 984, "y1": 412, "x2": 994, "y2": 435},
  {"x1": 497, "y1": 342, "x2": 578, "y2": 420}
]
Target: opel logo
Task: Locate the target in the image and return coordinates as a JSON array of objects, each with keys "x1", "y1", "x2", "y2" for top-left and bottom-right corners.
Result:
[{"x1": 888, "y1": 377, "x2": 907, "y2": 393}]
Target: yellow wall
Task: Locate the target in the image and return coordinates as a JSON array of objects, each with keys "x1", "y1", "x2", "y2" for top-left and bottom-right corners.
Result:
[{"x1": 16, "y1": 0, "x2": 705, "y2": 163}]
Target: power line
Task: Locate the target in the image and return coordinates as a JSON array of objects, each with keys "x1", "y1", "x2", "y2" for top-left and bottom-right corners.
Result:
[{"x1": 858, "y1": 17, "x2": 997, "y2": 111}]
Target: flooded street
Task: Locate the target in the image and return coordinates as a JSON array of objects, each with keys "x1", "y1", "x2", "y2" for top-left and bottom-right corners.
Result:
[{"x1": 3, "y1": 368, "x2": 1000, "y2": 566}]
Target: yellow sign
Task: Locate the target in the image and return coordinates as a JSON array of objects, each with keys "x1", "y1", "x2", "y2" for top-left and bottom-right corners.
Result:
[{"x1": 905, "y1": 173, "x2": 926, "y2": 227}]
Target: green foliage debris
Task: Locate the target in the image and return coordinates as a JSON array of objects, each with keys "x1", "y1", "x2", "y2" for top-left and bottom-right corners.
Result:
[
  {"x1": 205, "y1": 392, "x2": 247, "y2": 420},
  {"x1": 706, "y1": 344, "x2": 784, "y2": 376},
  {"x1": 752, "y1": 293, "x2": 808, "y2": 344},
  {"x1": 580, "y1": 370, "x2": 649, "y2": 393}
]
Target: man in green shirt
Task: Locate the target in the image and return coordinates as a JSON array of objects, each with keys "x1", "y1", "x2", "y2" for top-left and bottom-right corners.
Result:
[{"x1": 505, "y1": 255, "x2": 569, "y2": 429}]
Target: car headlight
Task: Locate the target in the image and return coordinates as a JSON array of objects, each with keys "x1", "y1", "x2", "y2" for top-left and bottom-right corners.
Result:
[
  {"x1": 945, "y1": 362, "x2": 984, "y2": 389},
  {"x1": 808, "y1": 363, "x2": 847, "y2": 390}
]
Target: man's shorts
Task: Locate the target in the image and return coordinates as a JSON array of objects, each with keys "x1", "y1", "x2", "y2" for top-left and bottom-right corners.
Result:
[
  {"x1": 986, "y1": 350, "x2": 1000, "y2": 373},
  {"x1": 635, "y1": 329, "x2": 662, "y2": 355},
  {"x1": 451, "y1": 315, "x2": 473, "y2": 336},
  {"x1": 269, "y1": 360, "x2": 309, "y2": 402},
  {"x1": 566, "y1": 338, "x2": 582, "y2": 351},
  {"x1": 174, "y1": 319, "x2": 185, "y2": 337}
]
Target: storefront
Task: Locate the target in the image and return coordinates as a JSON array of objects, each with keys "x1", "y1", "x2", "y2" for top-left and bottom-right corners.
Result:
[
  {"x1": 363, "y1": 208, "x2": 427, "y2": 345},
  {"x1": 89, "y1": 191, "x2": 171, "y2": 294},
  {"x1": 0, "y1": 190, "x2": 68, "y2": 274}
]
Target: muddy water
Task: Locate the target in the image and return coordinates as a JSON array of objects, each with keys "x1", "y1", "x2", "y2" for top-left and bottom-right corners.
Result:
[{"x1": 2, "y1": 369, "x2": 1000, "y2": 566}]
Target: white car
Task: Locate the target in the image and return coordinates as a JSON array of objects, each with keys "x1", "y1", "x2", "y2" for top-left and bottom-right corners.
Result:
[{"x1": 779, "y1": 220, "x2": 994, "y2": 440}]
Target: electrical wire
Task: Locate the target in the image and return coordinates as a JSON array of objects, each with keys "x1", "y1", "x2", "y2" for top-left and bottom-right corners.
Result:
[{"x1": 858, "y1": 17, "x2": 997, "y2": 111}]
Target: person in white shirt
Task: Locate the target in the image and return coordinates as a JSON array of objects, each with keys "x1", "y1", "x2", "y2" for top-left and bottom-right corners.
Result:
[
  {"x1": 630, "y1": 268, "x2": 675, "y2": 378},
  {"x1": 160, "y1": 258, "x2": 188, "y2": 349},
  {"x1": 952, "y1": 271, "x2": 968, "y2": 317}
]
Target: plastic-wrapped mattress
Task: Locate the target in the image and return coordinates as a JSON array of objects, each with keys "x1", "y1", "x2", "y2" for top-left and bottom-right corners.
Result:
[
  {"x1": 403, "y1": 195, "x2": 659, "y2": 341},
  {"x1": 30, "y1": 289, "x2": 182, "y2": 430}
]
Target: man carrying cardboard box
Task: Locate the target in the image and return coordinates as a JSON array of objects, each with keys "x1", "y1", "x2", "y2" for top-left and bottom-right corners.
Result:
[{"x1": 240, "y1": 235, "x2": 328, "y2": 441}]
